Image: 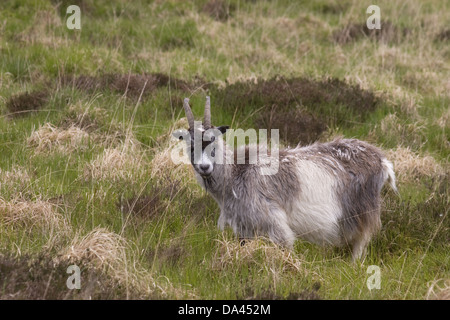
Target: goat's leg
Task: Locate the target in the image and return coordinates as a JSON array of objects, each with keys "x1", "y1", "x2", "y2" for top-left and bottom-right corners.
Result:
[
  {"x1": 351, "y1": 232, "x2": 372, "y2": 262},
  {"x1": 351, "y1": 209, "x2": 381, "y2": 262},
  {"x1": 217, "y1": 212, "x2": 226, "y2": 231},
  {"x1": 268, "y1": 218, "x2": 296, "y2": 249}
]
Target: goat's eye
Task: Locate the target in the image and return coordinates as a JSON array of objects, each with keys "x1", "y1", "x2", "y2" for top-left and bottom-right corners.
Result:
[
  {"x1": 211, "y1": 149, "x2": 215, "y2": 157},
  {"x1": 211, "y1": 136, "x2": 215, "y2": 142}
]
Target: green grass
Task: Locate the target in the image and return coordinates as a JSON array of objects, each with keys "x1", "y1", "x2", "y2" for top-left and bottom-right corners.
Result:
[{"x1": 0, "y1": 0, "x2": 448, "y2": 299}]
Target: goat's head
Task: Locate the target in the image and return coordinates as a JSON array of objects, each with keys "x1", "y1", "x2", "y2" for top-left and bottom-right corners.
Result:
[{"x1": 174, "y1": 96, "x2": 229, "y2": 178}]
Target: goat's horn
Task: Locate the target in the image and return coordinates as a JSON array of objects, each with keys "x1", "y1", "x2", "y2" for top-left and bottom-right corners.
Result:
[
  {"x1": 203, "y1": 96, "x2": 211, "y2": 129},
  {"x1": 183, "y1": 98, "x2": 195, "y2": 129}
]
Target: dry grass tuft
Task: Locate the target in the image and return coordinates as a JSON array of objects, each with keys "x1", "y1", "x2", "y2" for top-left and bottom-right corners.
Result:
[
  {"x1": 59, "y1": 228, "x2": 127, "y2": 269},
  {"x1": 27, "y1": 123, "x2": 91, "y2": 154},
  {"x1": 426, "y1": 279, "x2": 450, "y2": 300},
  {"x1": 150, "y1": 141, "x2": 190, "y2": 179},
  {"x1": 0, "y1": 166, "x2": 32, "y2": 195},
  {"x1": 15, "y1": 10, "x2": 66, "y2": 48},
  {"x1": 0, "y1": 252, "x2": 140, "y2": 300},
  {"x1": 84, "y1": 141, "x2": 148, "y2": 182},
  {"x1": 210, "y1": 236, "x2": 308, "y2": 276},
  {"x1": 59, "y1": 102, "x2": 131, "y2": 148},
  {"x1": 155, "y1": 117, "x2": 189, "y2": 146},
  {"x1": 385, "y1": 147, "x2": 445, "y2": 183},
  {"x1": 58, "y1": 227, "x2": 192, "y2": 299},
  {"x1": 59, "y1": 103, "x2": 106, "y2": 133},
  {"x1": 6, "y1": 90, "x2": 49, "y2": 117},
  {"x1": 0, "y1": 198, "x2": 69, "y2": 232},
  {"x1": 150, "y1": 118, "x2": 196, "y2": 182}
]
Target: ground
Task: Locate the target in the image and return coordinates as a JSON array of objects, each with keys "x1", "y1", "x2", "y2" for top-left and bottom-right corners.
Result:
[{"x1": 0, "y1": 0, "x2": 448, "y2": 299}]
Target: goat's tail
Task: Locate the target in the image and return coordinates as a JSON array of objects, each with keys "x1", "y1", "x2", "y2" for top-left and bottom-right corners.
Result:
[{"x1": 382, "y1": 158, "x2": 398, "y2": 194}]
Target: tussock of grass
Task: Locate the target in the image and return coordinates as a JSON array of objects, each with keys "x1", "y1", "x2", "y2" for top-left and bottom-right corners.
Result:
[
  {"x1": 150, "y1": 118, "x2": 195, "y2": 181},
  {"x1": 210, "y1": 236, "x2": 310, "y2": 276},
  {"x1": 0, "y1": 198, "x2": 69, "y2": 233},
  {"x1": 59, "y1": 102, "x2": 105, "y2": 133},
  {"x1": 0, "y1": 253, "x2": 137, "y2": 300},
  {"x1": 0, "y1": 166, "x2": 31, "y2": 195},
  {"x1": 15, "y1": 9, "x2": 65, "y2": 48},
  {"x1": 27, "y1": 123, "x2": 91, "y2": 154},
  {"x1": 385, "y1": 147, "x2": 446, "y2": 183},
  {"x1": 58, "y1": 227, "x2": 192, "y2": 299},
  {"x1": 208, "y1": 236, "x2": 324, "y2": 299},
  {"x1": 380, "y1": 191, "x2": 448, "y2": 252},
  {"x1": 59, "y1": 102, "x2": 130, "y2": 147},
  {"x1": 59, "y1": 228, "x2": 127, "y2": 269},
  {"x1": 150, "y1": 145, "x2": 190, "y2": 179},
  {"x1": 83, "y1": 142, "x2": 147, "y2": 182}
]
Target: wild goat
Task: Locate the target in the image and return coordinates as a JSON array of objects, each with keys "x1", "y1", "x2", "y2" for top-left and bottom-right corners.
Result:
[{"x1": 176, "y1": 96, "x2": 397, "y2": 260}]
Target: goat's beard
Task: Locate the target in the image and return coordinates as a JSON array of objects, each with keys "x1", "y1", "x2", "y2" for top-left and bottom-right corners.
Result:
[{"x1": 202, "y1": 174, "x2": 216, "y2": 193}]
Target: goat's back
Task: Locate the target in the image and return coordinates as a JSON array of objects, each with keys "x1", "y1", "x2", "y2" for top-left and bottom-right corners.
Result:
[{"x1": 284, "y1": 139, "x2": 392, "y2": 244}]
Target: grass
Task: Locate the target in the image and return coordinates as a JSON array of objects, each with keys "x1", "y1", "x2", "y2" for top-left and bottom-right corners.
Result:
[{"x1": 0, "y1": 0, "x2": 448, "y2": 299}]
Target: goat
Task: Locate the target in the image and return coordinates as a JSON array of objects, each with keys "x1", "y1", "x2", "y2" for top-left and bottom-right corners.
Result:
[{"x1": 176, "y1": 96, "x2": 397, "y2": 261}]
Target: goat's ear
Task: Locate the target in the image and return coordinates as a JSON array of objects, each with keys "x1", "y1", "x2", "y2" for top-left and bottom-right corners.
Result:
[
  {"x1": 172, "y1": 129, "x2": 190, "y2": 141},
  {"x1": 216, "y1": 125, "x2": 229, "y2": 135}
]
